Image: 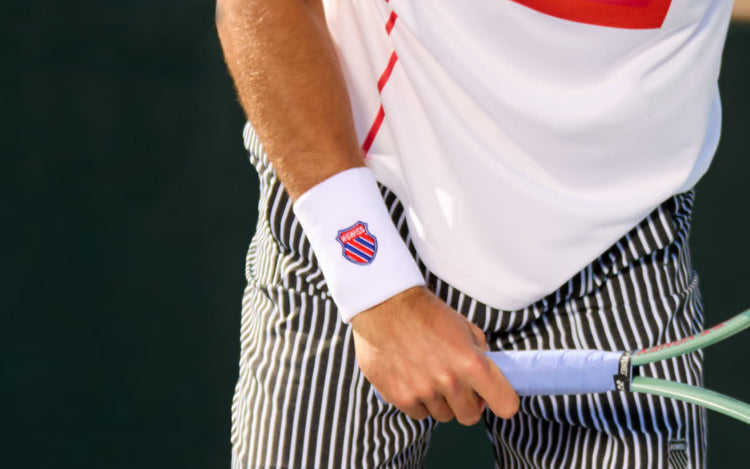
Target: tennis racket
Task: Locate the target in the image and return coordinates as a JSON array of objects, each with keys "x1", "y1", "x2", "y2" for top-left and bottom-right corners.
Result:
[{"x1": 487, "y1": 307, "x2": 750, "y2": 424}]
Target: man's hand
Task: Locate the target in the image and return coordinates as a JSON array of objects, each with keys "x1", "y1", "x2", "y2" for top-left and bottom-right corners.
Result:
[{"x1": 351, "y1": 287, "x2": 520, "y2": 425}]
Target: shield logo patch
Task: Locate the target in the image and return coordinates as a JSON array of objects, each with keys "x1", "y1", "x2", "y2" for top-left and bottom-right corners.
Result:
[{"x1": 337, "y1": 221, "x2": 378, "y2": 265}]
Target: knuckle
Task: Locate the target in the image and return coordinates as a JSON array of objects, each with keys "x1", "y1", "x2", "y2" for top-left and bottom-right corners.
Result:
[
  {"x1": 436, "y1": 371, "x2": 460, "y2": 393},
  {"x1": 415, "y1": 385, "x2": 440, "y2": 401},
  {"x1": 393, "y1": 395, "x2": 419, "y2": 410},
  {"x1": 460, "y1": 352, "x2": 487, "y2": 374}
]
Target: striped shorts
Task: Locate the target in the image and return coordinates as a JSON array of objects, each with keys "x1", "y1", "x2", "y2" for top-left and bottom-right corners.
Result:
[{"x1": 231, "y1": 124, "x2": 706, "y2": 469}]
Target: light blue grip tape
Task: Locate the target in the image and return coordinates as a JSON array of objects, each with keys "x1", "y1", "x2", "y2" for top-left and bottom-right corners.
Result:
[
  {"x1": 486, "y1": 350, "x2": 625, "y2": 396},
  {"x1": 372, "y1": 349, "x2": 628, "y2": 403}
]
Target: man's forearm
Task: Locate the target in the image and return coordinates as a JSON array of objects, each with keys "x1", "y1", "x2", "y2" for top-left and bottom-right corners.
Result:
[
  {"x1": 734, "y1": 0, "x2": 750, "y2": 22},
  {"x1": 216, "y1": 0, "x2": 363, "y2": 200}
]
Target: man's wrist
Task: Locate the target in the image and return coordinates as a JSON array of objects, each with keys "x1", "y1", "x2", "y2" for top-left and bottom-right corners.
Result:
[{"x1": 293, "y1": 167, "x2": 426, "y2": 322}]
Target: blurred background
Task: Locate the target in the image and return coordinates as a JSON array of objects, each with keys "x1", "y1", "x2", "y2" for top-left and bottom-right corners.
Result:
[{"x1": 3, "y1": 1, "x2": 749, "y2": 467}]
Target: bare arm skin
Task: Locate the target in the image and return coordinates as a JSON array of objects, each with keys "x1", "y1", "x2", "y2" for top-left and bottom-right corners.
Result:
[
  {"x1": 215, "y1": 0, "x2": 362, "y2": 198},
  {"x1": 216, "y1": 0, "x2": 519, "y2": 425},
  {"x1": 734, "y1": 0, "x2": 750, "y2": 22}
]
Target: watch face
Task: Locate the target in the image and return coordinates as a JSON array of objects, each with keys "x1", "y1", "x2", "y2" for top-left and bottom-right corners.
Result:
[{"x1": 509, "y1": 0, "x2": 672, "y2": 29}]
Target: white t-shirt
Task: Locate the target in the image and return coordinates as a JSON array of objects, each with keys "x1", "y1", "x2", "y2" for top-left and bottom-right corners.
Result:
[{"x1": 323, "y1": 0, "x2": 732, "y2": 310}]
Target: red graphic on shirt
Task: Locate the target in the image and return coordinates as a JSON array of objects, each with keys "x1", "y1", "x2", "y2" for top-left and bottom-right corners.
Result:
[{"x1": 510, "y1": 0, "x2": 672, "y2": 29}]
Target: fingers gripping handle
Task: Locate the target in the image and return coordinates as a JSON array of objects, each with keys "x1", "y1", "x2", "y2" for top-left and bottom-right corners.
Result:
[
  {"x1": 372, "y1": 350, "x2": 632, "y2": 403},
  {"x1": 486, "y1": 350, "x2": 632, "y2": 396}
]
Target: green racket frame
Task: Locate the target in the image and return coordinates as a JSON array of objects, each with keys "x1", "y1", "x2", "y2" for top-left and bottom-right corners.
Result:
[{"x1": 630, "y1": 308, "x2": 750, "y2": 424}]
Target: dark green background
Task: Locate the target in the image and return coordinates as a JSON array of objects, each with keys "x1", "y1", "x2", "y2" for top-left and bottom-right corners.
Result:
[{"x1": 4, "y1": 2, "x2": 748, "y2": 467}]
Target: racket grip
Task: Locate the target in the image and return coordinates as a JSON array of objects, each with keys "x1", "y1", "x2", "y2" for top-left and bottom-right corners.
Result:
[
  {"x1": 372, "y1": 349, "x2": 631, "y2": 404},
  {"x1": 486, "y1": 350, "x2": 631, "y2": 396}
]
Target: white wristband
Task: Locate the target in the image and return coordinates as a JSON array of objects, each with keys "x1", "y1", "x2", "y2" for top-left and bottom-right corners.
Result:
[{"x1": 293, "y1": 167, "x2": 426, "y2": 322}]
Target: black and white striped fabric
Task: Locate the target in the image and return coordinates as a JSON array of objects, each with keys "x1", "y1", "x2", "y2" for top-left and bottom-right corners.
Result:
[{"x1": 231, "y1": 123, "x2": 706, "y2": 469}]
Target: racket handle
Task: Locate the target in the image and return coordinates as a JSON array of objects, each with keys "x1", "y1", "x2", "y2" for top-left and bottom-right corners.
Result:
[
  {"x1": 372, "y1": 349, "x2": 631, "y2": 404},
  {"x1": 486, "y1": 350, "x2": 631, "y2": 396}
]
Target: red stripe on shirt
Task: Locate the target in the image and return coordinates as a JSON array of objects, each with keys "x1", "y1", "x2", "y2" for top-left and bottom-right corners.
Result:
[
  {"x1": 377, "y1": 51, "x2": 399, "y2": 92},
  {"x1": 509, "y1": 0, "x2": 670, "y2": 29},
  {"x1": 385, "y1": 11, "x2": 398, "y2": 34},
  {"x1": 361, "y1": 105, "x2": 385, "y2": 154},
  {"x1": 362, "y1": 2, "x2": 399, "y2": 157}
]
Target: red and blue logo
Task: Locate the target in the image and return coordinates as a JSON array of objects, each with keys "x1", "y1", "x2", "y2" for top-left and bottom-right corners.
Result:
[{"x1": 337, "y1": 221, "x2": 378, "y2": 265}]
